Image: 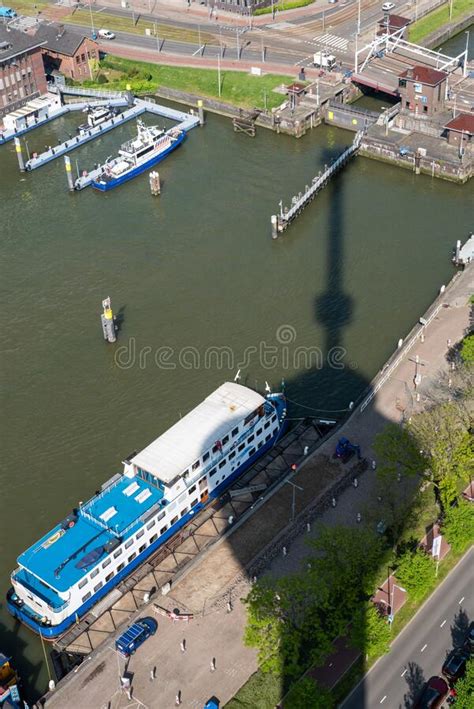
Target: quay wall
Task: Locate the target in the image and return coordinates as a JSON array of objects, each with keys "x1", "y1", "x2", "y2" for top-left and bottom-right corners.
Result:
[
  {"x1": 359, "y1": 135, "x2": 473, "y2": 183},
  {"x1": 421, "y1": 12, "x2": 474, "y2": 49}
]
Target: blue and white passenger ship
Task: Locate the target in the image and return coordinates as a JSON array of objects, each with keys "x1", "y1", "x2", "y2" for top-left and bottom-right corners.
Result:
[
  {"x1": 7, "y1": 383, "x2": 287, "y2": 638},
  {"x1": 92, "y1": 120, "x2": 185, "y2": 191}
]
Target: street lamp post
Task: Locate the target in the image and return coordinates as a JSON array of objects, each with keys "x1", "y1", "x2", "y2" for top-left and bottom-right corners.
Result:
[
  {"x1": 464, "y1": 30, "x2": 470, "y2": 77},
  {"x1": 286, "y1": 480, "x2": 304, "y2": 523},
  {"x1": 88, "y1": 0, "x2": 95, "y2": 37},
  {"x1": 217, "y1": 52, "x2": 221, "y2": 98},
  {"x1": 357, "y1": 0, "x2": 361, "y2": 36}
]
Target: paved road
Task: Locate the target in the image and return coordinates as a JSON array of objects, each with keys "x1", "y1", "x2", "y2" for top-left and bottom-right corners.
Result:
[{"x1": 341, "y1": 547, "x2": 474, "y2": 709}]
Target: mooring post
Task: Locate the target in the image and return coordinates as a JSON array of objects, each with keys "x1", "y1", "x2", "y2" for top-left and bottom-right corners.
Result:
[
  {"x1": 101, "y1": 297, "x2": 116, "y2": 343},
  {"x1": 197, "y1": 99, "x2": 205, "y2": 126},
  {"x1": 14, "y1": 137, "x2": 25, "y2": 172},
  {"x1": 64, "y1": 155, "x2": 74, "y2": 191},
  {"x1": 149, "y1": 170, "x2": 161, "y2": 196},
  {"x1": 271, "y1": 215, "x2": 278, "y2": 240}
]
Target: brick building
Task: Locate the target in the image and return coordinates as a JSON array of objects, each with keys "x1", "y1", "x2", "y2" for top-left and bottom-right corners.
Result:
[
  {"x1": 444, "y1": 113, "x2": 474, "y2": 149},
  {"x1": 35, "y1": 23, "x2": 98, "y2": 81},
  {"x1": 398, "y1": 65, "x2": 447, "y2": 117},
  {"x1": 0, "y1": 26, "x2": 47, "y2": 120},
  {"x1": 377, "y1": 14, "x2": 411, "y2": 40}
]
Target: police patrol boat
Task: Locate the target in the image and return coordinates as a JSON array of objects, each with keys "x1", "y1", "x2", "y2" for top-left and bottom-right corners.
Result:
[
  {"x1": 91, "y1": 120, "x2": 185, "y2": 191},
  {"x1": 7, "y1": 382, "x2": 287, "y2": 638}
]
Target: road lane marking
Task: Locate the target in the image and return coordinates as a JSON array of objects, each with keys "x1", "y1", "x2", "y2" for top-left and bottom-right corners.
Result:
[
  {"x1": 459, "y1": 596, "x2": 465, "y2": 604},
  {"x1": 380, "y1": 696, "x2": 387, "y2": 704},
  {"x1": 401, "y1": 669, "x2": 407, "y2": 677},
  {"x1": 440, "y1": 619, "x2": 447, "y2": 628},
  {"x1": 421, "y1": 644, "x2": 428, "y2": 652}
]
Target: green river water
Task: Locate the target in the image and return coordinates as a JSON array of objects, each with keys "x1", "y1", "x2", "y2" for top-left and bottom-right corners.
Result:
[{"x1": 0, "y1": 73, "x2": 472, "y2": 697}]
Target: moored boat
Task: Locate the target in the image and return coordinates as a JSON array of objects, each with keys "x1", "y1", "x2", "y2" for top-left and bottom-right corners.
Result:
[
  {"x1": 7, "y1": 382, "x2": 287, "y2": 639},
  {"x1": 91, "y1": 120, "x2": 185, "y2": 191}
]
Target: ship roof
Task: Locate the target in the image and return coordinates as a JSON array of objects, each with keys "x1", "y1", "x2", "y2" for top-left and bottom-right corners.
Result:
[
  {"x1": 130, "y1": 382, "x2": 265, "y2": 484},
  {"x1": 17, "y1": 475, "x2": 163, "y2": 593}
]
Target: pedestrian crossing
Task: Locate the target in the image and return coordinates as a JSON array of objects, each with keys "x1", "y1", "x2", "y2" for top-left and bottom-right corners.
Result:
[{"x1": 312, "y1": 33, "x2": 349, "y2": 51}]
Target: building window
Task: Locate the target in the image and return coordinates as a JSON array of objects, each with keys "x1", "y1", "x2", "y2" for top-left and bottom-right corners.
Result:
[
  {"x1": 76, "y1": 55, "x2": 80, "y2": 64},
  {"x1": 218, "y1": 459, "x2": 226, "y2": 469},
  {"x1": 180, "y1": 507, "x2": 188, "y2": 517},
  {"x1": 78, "y1": 578, "x2": 87, "y2": 589},
  {"x1": 146, "y1": 520, "x2": 156, "y2": 530},
  {"x1": 170, "y1": 515, "x2": 179, "y2": 526},
  {"x1": 82, "y1": 592, "x2": 91, "y2": 603},
  {"x1": 232, "y1": 427, "x2": 239, "y2": 437},
  {"x1": 200, "y1": 490, "x2": 208, "y2": 500},
  {"x1": 264, "y1": 421, "x2": 270, "y2": 429},
  {"x1": 229, "y1": 451, "x2": 236, "y2": 460},
  {"x1": 258, "y1": 441, "x2": 263, "y2": 449},
  {"x1": 136, "y1": 529, "x2": 144, "y2": 539},
  {"x1": 125, "y1": 539, "x2": 133, "y2": 549},
  {"x1": 128, "y1": 552, "x2": 136, "y2": 563},
  {"x1": 190, "y1": 498, "x2": 198, "y2": 507},
  {"x1": 90, "y1": 568, "x2": 99, "y2": 579},
  {"x1": 94, "y1": 582, "x2": 103, "y2": 593},
  {"x1": 256, "y1": 428, "x2": 262, "y2": 436},
  {"x1": 188, "y1": 484, "x2": 197, "y2": 494},
  {"x1": 203, "y1": 451, "x2": 210, "y2": 462},
  {"x1": 209, "y1": 468, "x2": 217, "y2": 477},
  {"x1": 114, "y1": 548, "x2": 123, "y2": 558},
  {"x1": 151, "y1": 533, "x2": 158, "y2": 543},
  {"x1": 81, "y1": 53, "x2": 86, "y2": 62},
  {"x1": 265, "y1": 434, "x2": 271, "y2": 442},
  {"x1": 238, "y1": 443, "x2": 245, "y2": 452},
  {"x1": 117, "y1": 562, "x2": 125, "y2": 572},
  {"x1": 192, "y1": 460, "x2": 200, "y2": 471},
  {"x1": 102, "y1": 558, "x2": 111, "y2": 569},
  {"x1": 222, "y1": 435, "x2": 229, "y2": 445},
  {"x1": 248, "y1": 434, "x2": 254, "y2": 444},
  {"x1": 139, "y1": 543, "x2": 146, "y2": 553},
  {"x1": 105, "y1": 572, "x2": 114, "y2": 583},
  {"x1": 248, "y1": 447, "x2": 256, "y2": 457}
]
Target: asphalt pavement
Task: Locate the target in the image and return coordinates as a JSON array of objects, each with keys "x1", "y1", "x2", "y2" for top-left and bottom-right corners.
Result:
[{"x1": 341, "y1": 547, "x2": 474, "y2": 709}]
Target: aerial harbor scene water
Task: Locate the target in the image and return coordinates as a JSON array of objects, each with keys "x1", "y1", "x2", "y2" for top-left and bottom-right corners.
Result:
[{"x1": 0, "y1": 1, "x2": 473, "y2": 707}]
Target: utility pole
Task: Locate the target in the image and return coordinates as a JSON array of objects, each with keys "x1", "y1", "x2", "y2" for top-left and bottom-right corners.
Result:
[
  {"x1": 357, "y1": 0, "x2": 361, "y2": 36},
  {"x1": 217, "y1": 52, "x2": 221, "y2": 98},
  {"x1": 236, "y1": 29, "x2": 241, "y2": 61},
  {"x1": 449, "y1": 0, "x2": 453, "y2": 21},
  {"x1": 464, "y1": 30, "x2": 470, "y2": 77},
  {"x1": 88, "y1": 0, "x2": 95, "y2": 37}
]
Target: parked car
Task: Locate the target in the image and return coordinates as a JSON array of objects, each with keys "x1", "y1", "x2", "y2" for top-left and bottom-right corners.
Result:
[
  {"x1": 98, "y1": 29, "x2": 115, "y2": 40},
  {"x1": 414, "y1": 676, "x2": 449, "y2": 708},
  {"x1": 442, "y1": 648, "x2": 469, "y2": 684},
  {"x1": 382, "y1": 2, "x2": 395, "y2": 10},
  {"x1": 115, "y1": 617, "x2": 157, "y2": 658},
  {"x1": 463, "y1": 622, "x2": 474, "y2": 654},
  {"x1": 0, "y1": 6, "x2": 17, "y2": 18}
]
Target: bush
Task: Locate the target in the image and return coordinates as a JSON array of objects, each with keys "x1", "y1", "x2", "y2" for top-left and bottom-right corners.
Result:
[
  {"x1": 441, "y1": 499, "x2": 474, "y2": 553},
  {"x1": 352, "y1": 604, "x2": 391, "y2": 661},
  {"x1": 453, "y1": 658, "x2": 474, "y2": 708},
  {"x1": 395, "y1": 548, "x2": 435, "y2": 601},
  {"x1": 285, "y1": 677, "x2": 334, "y2": 709},
  {"x1": 254, "y1": 0, "x2": 314, "y2": 14},
  {"x1": 96, "y1": 73, "x2": 109, "y2": 85},
  {"x1": 460, "y1": 334, "x2": 474, "y2": 364}
]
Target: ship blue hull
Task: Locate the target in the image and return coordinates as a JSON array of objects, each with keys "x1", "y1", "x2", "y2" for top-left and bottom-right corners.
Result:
[
  {"x1": 7, "y1": 399, "x2": 287, "y2": 639},
  {"x1": 92, "y1": 131, "x2": 186, "y2": 191}
]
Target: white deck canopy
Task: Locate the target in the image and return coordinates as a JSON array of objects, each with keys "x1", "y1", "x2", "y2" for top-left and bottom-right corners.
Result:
[{"x1": 130, "y1": 383, "x2": 266, "y2": 485}]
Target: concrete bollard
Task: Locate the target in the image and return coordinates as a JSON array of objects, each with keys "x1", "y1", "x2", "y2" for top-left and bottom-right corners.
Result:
[
  {"x1": 197, "y1": 99, "x2": 204, "y2": 126},
  {"x1": 101, "y1": 297, "x2": 116, "y2": 343},
  {"x1": 14, "y1": 137, "x2": 25, "y2": 171},
  {"x1": 271, "y1": 215, "x2": 278, "y2": 240},
  {"x1": 64, "y1": 155, "x2": 74, "y2": 191}
]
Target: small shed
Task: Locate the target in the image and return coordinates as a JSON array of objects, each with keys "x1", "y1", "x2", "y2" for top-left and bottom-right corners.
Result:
[
  {"x1": 2, "y1": 96, "x2": 53, "y2": 132},
  {"x1": 444, "y1": 113, "x2": 474, "y2": 148},
  {"x1": 286, "y1": 82, "x2": 307, "y2": 109},
  {"x1": 377, "y1": 14, "x2": 411, "y2": 40}
]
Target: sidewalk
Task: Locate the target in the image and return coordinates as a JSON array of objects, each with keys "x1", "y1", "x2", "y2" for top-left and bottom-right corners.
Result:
[{"x1": 44, "y1": 265, "x2": 473, "y2": 709}]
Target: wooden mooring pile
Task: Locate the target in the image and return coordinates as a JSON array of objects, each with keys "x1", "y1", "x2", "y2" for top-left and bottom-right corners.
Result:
[
  {"x1": 271, "y1": 130, "x2": 363, "y2": 238},
  {"x1": 232, "y1": 108, "x2": 262, "y2": 137}
]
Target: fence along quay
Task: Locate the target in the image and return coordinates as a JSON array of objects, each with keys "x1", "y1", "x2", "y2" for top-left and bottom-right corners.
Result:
[{"x1": 271, "y1": 131, "x2": 363, "y2": 239}]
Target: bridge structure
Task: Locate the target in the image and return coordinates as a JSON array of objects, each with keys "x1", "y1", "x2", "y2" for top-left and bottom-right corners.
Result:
[{"x1": 352, "y1": 28, "x2": 468, "y2": 97}]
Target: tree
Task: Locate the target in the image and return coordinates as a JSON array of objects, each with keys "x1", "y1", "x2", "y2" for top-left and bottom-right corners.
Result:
[
  {"x1": 352, "y1": 603, "x2": 391, "y2": 661},
  {"x1": 441, "y1": 499, "x2": 474, "y2": 553},
  {"x1": 285, "y1": 676, "x2": 335, "y2": 709},
  {"x1": 452, "y1": 657, "x2": 474, "y2": 707},
  {"x1": 395, "y1": 548, "x2": 435, "y2": 601},
  {"x1": 460, "y1": 334, "x2": 474, "y2": 364},
  {"x1": 373, "y1": 423, "x2": 425, "y2": 481}
]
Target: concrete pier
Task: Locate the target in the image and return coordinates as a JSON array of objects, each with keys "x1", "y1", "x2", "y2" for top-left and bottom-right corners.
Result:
[
  {"x1": 64, "y1": 156, "x2": 74, "y2": 192},
  {"x1": 14, "y1": 138, "x2": 24, "y2": 172},
  {"x1": 149, "y1": 171, "x2": 161, "y2": 195}
]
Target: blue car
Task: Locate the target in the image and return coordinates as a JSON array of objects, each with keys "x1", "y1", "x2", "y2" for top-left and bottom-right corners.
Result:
[
  {"x1": 0, "y1": 6, "x2": 17, "y2": 17},
  {"x1": 115, "y1": 617, "x2": 157, "y2": 657}
]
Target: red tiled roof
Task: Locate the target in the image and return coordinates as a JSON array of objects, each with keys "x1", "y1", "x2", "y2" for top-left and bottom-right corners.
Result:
[
  {"x1": 286, "y1": 82, "x2": 306, "y2": 94},
  {"x1": 378, "y1": 14, "x2": 411, "y2": 28},
  {"x1": 444, "y1": 113, "x2": 474, "y2": 134},
  {"x1": 399, "y1": 65, "x2": 447, "y2": 86}
]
